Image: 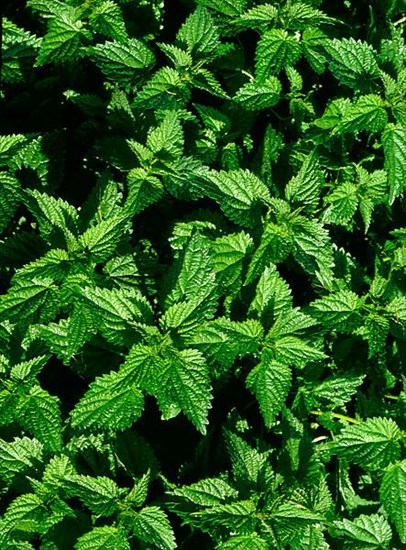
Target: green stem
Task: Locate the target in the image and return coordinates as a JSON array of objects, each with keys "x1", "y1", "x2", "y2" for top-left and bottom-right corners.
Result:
[{"x1": 311, "y1": 410, "x2": 360, "y2": 424}]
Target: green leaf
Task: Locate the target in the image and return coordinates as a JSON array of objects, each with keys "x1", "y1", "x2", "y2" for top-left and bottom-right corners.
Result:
[
  {"x1": 135, "y1": 67, "x2": 190, "y2": 110},
  {"x1": 177, "y1": 7, "x2": 220, "y2": 60},
  {"x1": 203, "y1": 169, "x2": 271, "y2": 228},
  {"x1": 307, "y1": 289, "x2": 363, "y2": 332},
  {"x1": 125, "y1": 169, "x2": 165, "y2": 215},
  {"x1": 74, "y1": 285, "x2": 153, "y2": 342},
  {"x1": 337, "y1": 95, "x2": 388, "y2": 134},
  {"x1": 290, "y1": 216, "x2": 334, "y2": 287},
  {"x1": 0, "y1": 437, "x2": 43, "y2": 485},
  {"x1": 264, "y1": 335, "x2": 326, "y2": 368},
  {"x1": 199, "y1": 0, "x2": 247, "y2": 17},
  {"x1": 79, "y1": 215, "x2": 130, "y2": 262},
  {"x1": 247, "y1": 361, "x2": 291, "y2": 427},
  {"x1": 285, "y1": 153, "x2": 324, "y2": 213},
  {"x1": 324, "y1": 38, "x2": 380, "y2": 90},
  {"x1": 168, "y1": 233, "x2": 216, "y2": 303},
  {"x1": 380, "y1": 460, "x2": 406, "y2": 543},
  {"x1": 249, "y1": 264, "x2": 293, "y2": 325},
  {"x1": 89, "y1": 1, "x2": 127, "y2": 43},
  {"x1": 24, "y1": 189, "x2": 78, "y2": 244},
  {"x1": 322, "y1": 182, "x2": 359, "y2": 225},
  {"x1": 75, "y1": 526, "x2": 130, "y2": 550},
  {"x1": 330, "y1": 513, "x2": 392, "y2": 549},
  {"x1": 159, "y1": 348, "x2": 212, "y2": 434},
  {"x1": 70, "y1": 369, "x2": 144, "y2": 432},
  {"x1": 234, "y1": 77, "x2": 281, "y2": 111},
  {"x1": 170, "y1": 478, "x2": 238, "y2": 506},
  {"x1": 89, "y1": 38, "x2": 155, "y2": 85},
  {"x1": 35, "y1": 12, "x2": 90, "y2": 66},
  {"x1": 333, "y1": 417, "x2": 401, "y2": 470},
  {"x1": 210, "y1": 231, "x2": 253, "y2": 289},
  {"x1": 147, "y1": 111, "x2": 184, "y2": 159},
  {"x1": 131, "y1": 506, "x2": 176, "y2": 550},
  {"x1": 0, "y1": 493, "x2": 47, "y2": 535},
  {"x1": 308, "y1": 374, "x2": 365, "y2": 408},
  {"x1": 0, "y1": 173, "x2": 21, "y2": 233},
  {"x1": 236, "y1": 4, "x2": 278, "y2": 31},
  {"x1": 256, "y1": 30, "x2": 302, "y2": 76},
  {"x1": 18, "y1": 386, "x2": 62, "y2": 452},
  {"x1": 67, "y1": 475, "x2": 122, "y2": 516},
  {"x1": 246, "y1": 223, "x2": 292, "y2": 284},
  {"x1": 2, "y1": 19, "x2": 41, "y2": 84},
  {"x1": 12, "y1": 249, "x2": 71, "y2": 285},
  {"x1": 191, "y1": 500, "x2": 258, "y2": 533},
  {"x1": 382, "y1": 123, "x2": 406, "y2": 204}
]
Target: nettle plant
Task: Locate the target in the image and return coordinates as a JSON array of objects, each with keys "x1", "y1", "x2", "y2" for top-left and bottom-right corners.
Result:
[{"x1": 0, "y1": 0, "x2": 405, "y2": 548}]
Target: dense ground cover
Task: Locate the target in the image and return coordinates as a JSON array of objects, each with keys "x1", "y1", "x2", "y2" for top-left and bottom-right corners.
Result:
[{"x1": 0, "y1": 0, "x2": 405, "y2": 548}]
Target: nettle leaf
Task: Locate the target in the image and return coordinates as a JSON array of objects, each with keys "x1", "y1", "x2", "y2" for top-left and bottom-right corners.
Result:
[
  {"x1": 159, "y1": 347, "x2": 212, "y2": 434},
  {"x1": 256, "y1": 30, "x2": 302, "y2": 76},
  {"x1": 169, "y1": 240, "x2": 215, "y2": 301},
  {"x1": 191, "y1": 499, "x2": 258, "y2": 533},
  {"x1": 236, "y1": 4, "x2": 278, "y2": 31},
  {"x1": 131, "y1": 506, "x2": 176, "y2": 550},
  {"x1": 35, "y1": 11, "x2": 91, "y2": 65},
  {"x1": 0, "y1": 437, "x2": 43, "y2": 485},
  {"x1": 147, "y1": 111, "x2": 184, "y2": 159},
  {"x1": 337, "y1": 95, "x2": 388, "y2": 134},
  {"x1": 75, "y1": 285, "x2": 153, "y2": 339},
  {"x1": 264, "y1": 335, "x2": 326, "y2": 368},
  {"x1": 380, "y1": 460, "x2": 406, "y2": 543},
  {"x1": 70, "y1": 369, "x2": 144, "y2": 432},
  {"x1": 301, "y1": 27, "x2": 329, "y2": 73},
  {"x1": 0, "y1": 279, "x2": 59, "y2": 324},
  {"x1": 170, "y1": 477, "x2": 238, "y2": 506},
  {"x1": 126, "y1": 169, "x2": 165, "y2": 215},
  {"x1": 177, "y1": 6, "x2": 220, "y2": 60},
  {"x1": 290, "y1": 216, "x2": 334, "y2": 287},
  {"x1": 330, "y1": 513, "x2": 392, "y2": 549},
  {"x1": 283, "y1": 2, "x2": 335, "y2": 30},
  {"x1": 18, "y1": 386, "x2": 62, "y2": 452},
  {"x1": 199, "y1": 0, "x2": 247, "y2": 17},
  {"x1": 203, "y1": 169, "x2": 271, "y2": 227},
  {"x1": 89, "y1": 38, "x2": 155, "y2": 85},
  {"x1": 225, "y1": 431, "x2": 271, "y2": 490},
  {"x1": 0, "y1": 172, "x2": 21, "y2": 233},
  {"x1": 324, "y1": 38, "x2": 380, "y2": 90},
  {"x1": 246, "y1": 222, "x2": 292, "y2": 284},
  {"x1": 247, "y1": 361, "x2": 292, "y2": 427},
  {"x1": 333, "y1": 417, "x2": 401, "y2": 470},
  {"x1": 2, "y1": 19, "x2": 41, "y2": 84},
  {"x1": 382, "y1": 123, "x2": 406, "y2": 204},
  {"x1": 89, "y1": 0, "x2": 127, "y2": 43},
  {"x1": 268, "y1": 307, "x2": 318, "y2": 339},
  {"x1": 79, "y1": 215, "x2": 130, "y2": 262},
  {"x1": 24, "y1": 189, "x2": 79, "y2": 244},
  {"x1": 75, "y1": 526, "x2": 130, "y2": 550},
  {"x1": 249, "y1": 264, "x2": 293, "y2": 325},
  {"x1": 12, "y1": 249, "x2": 71, "y2": 285},
  {"x1": 0, "y1": 492, "x2": 47, "y2": 536},
  {"x1": 67, "y1": 475, "x2": 123, "y2": 516},
  {"x1": 234, "y1": 77, "x2": 282, "y2": 111},
  {"x1": 307, "y1": 289, "x2": 363, "y2": 332},
  {"x1": 307, "y1": 374, "x2": 365, "y2": 408},
  {"x1": 210, "y1": 231, "x2": 253, "y2": 289},
  {"x1": 322, "y1": 182, "x2": 359, "y2": 226},
  {"x1": 135, "y1": 66, "x2": 191, "y2": 110},
  {"x1": 285, "y1": 152, "x2": 324, "y2": 213}
]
